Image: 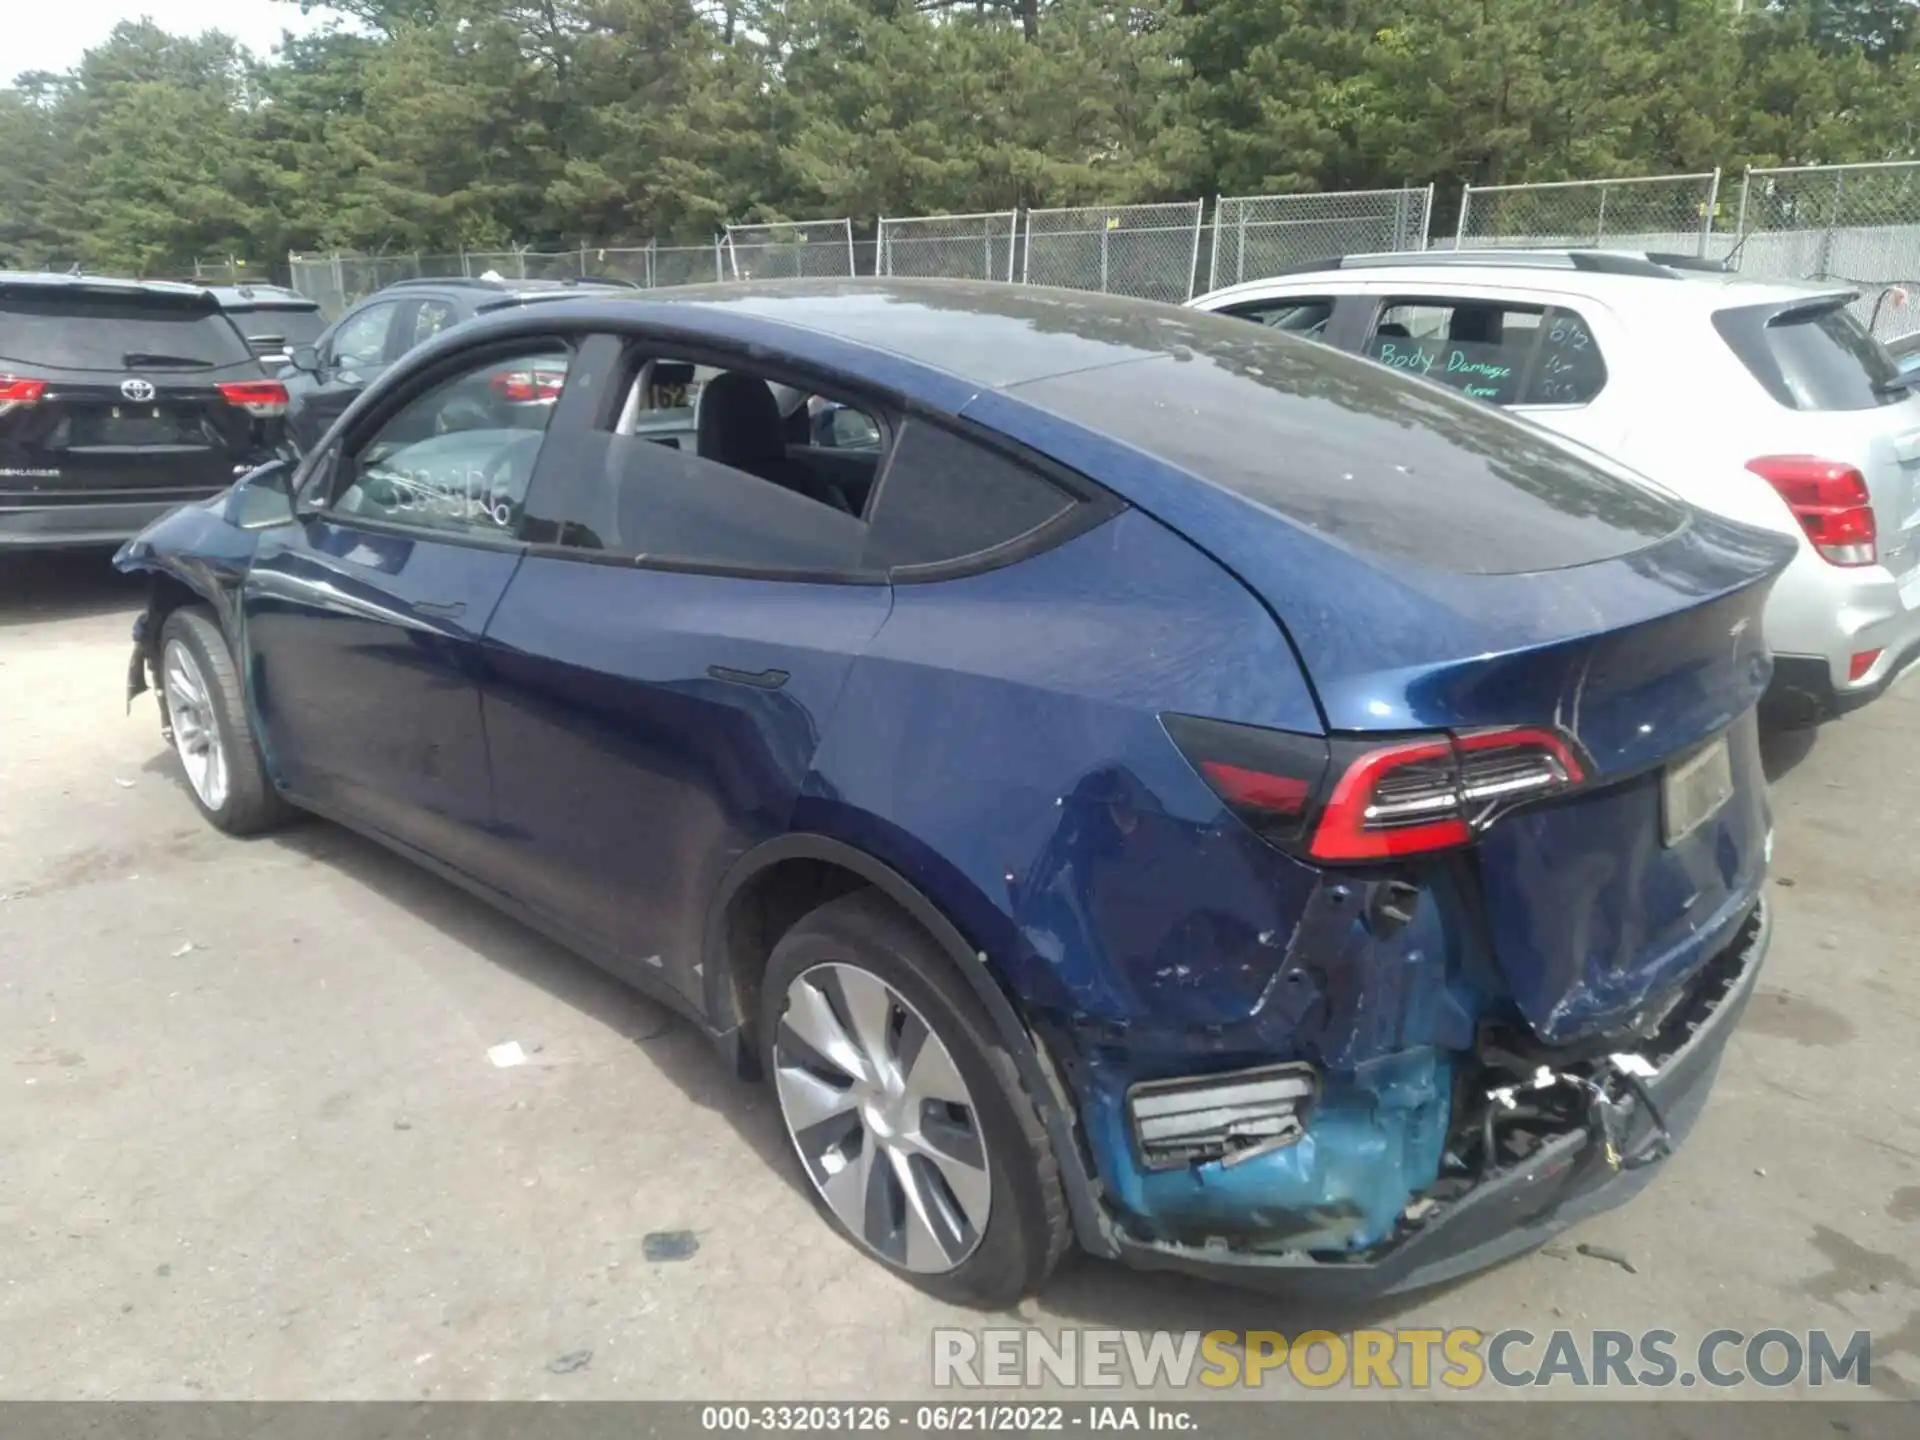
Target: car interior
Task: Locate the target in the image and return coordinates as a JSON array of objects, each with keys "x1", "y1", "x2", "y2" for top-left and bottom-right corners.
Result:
[{"x1": 615, "y1": 359, "x2": 885, "y2": 517}]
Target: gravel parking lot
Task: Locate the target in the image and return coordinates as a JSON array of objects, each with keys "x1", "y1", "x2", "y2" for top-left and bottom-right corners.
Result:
[{"x1": 1, "y1": 551, "x2": 1916, "y2": 1403}]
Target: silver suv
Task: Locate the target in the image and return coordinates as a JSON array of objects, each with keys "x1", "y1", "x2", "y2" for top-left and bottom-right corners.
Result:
[{"x1": 1191, "y1": 250, "x2": 1920, "y2": 719}]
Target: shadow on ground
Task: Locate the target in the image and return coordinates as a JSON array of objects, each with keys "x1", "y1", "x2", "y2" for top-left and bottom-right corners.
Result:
[
  {"x1": 1758, "y1": 718, "x2": 1820, "y2": 782},
  {"x1": 0, "y1": 549, "x2": 143, "y2": 628}
]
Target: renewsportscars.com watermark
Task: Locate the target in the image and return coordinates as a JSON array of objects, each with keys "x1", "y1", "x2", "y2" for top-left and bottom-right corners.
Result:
[{"x1": 932, "y1": 1328, "x2": 1875, "y2": 1391}]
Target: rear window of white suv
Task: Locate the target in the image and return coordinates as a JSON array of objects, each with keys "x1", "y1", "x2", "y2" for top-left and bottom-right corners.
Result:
[{"x1": 1713, "y1": 299, "x2": 1906, "y2": 411}]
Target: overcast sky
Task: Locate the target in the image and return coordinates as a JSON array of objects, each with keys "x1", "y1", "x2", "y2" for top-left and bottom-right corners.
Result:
[{"x1": 11, "y1": 2, "x2": 339, "y2": 79}]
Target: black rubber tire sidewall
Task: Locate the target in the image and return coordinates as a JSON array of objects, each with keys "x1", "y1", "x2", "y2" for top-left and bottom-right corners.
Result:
[
  {"x1": 758, "y1": 890, "x2": 1068, "y2": 1309},
  {"x1": 158, "y1": 607, "x2": 293, "y2": 836}
]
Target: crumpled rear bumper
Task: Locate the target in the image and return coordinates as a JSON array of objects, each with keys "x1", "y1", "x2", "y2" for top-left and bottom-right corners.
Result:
[{"x1": 1109, "y1": 898, "x2": 1769, "y2": 1298}]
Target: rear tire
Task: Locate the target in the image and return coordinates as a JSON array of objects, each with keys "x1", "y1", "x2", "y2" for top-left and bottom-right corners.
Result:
[
  {"x1": 158, "y1": 607, "x2": 294, "y2": 836},
  {"x1": 759, "y1": 890, "x2": 1070, "y2": 1308}
]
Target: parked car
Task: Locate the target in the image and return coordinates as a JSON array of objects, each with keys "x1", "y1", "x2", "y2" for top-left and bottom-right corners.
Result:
[
  {"x1": 1191, "y1": 250, "x2": 1920, "y2": 720},
  {"x1": 206, "y1": 283, "x2": 328, "y2": 371},
  {"x1": 0, "y1": 272, "x2": 288, "y2": 550},
  {"x1": 115, "y1": 279, "x2": 1791, "y2": 1305},
  {"x1": 282, "y1": 275, "x2": 639, "y2": 454}
]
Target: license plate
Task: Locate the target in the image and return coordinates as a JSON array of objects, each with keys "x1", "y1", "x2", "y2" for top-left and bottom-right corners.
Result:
[{"x1": 1661, "y1": 735, "x2": 1734, "y2": 847}]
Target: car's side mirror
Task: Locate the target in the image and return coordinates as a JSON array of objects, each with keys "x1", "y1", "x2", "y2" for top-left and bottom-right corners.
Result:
[
  {"x1": 290, "y1": 344, "x2": 322, "y2": 374},
  {"x1": 229, "y1": 458, "x2": 298, "y2": 530}
]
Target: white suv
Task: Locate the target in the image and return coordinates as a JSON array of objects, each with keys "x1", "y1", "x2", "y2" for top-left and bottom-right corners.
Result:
[{"x1": 1190, "y1": 250, "x2": 1920, "y2": 718}]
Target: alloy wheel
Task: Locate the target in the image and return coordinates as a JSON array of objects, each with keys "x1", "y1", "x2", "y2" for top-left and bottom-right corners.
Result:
[
  {"x1": 162, "y1": 638, "x2": 230, "y2": 812},
  {"x1": 773, "y1": 962, "x2": 992, "y2": 1274}
]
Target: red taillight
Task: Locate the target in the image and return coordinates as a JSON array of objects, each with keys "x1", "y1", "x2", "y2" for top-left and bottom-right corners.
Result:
[
  {"x1": 489, "y1": 368, "x2": 565, "y2": 403},
  {"x1": 0, "y1": 375, "x2": 47, "y2": 406},
  {"x1": 1198, "y1": 762, "x2": 1312, "y2": 818},
  {"x1": 1747, "y1": 455, "x2": 1877, "y2": 566},
  {"x1": 1849, "y1": 649, "x2": 1883, "y2": 682},
  {"x1": 1167, "y1": 715, "x2": 1587, "y2": 863},
  {"x1": 216, "y1": 380, "x2": 290, "y2": 417}
]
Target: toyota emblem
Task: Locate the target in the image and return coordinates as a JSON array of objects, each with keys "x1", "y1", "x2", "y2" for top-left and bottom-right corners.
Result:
[{"x1": 120, "y1": 378, "x2": 156, "y2": 402}]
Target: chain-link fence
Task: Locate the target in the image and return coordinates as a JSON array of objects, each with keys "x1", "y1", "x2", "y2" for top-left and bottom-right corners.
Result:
[
  {"x1": 723, "y1": 220, "x2": 855, "y2": 280},
  {"x1": 877, "y1": 210, "x2": 1018, "y2": 281},
  {"x1": 1455, "y1": 172, "x2": 1722, "y2": 256},
  {"x1": 1207, "y1": 187, "x2": 1433, "y2": 291},
  {"x1": 1021, "y1": 201, "x2": 1206, "y2": 303},
  {"x1": 1730, "y1": 162, "x2": 1920, "y2": 340},
  {"x1": 190, "y1": 257, "x2": 249, "y2": 285}
]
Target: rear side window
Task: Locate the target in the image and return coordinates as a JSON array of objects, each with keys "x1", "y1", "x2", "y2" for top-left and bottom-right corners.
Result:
[
  {"x1": 1364, "y1": 299, "x2": 1607, "y2": 406},
  {"x1": 520, "y1": 359, "x2": 879, "y2": 575},
  {"x1": 0, "y1": 290, "x2": 253, "y2": 371},
  {"x1": 863, "y1": 420, "x2": 1076, "y2": 570},
  {"x1": 1219, "y1": 297, "x2": 1336, "y2": 340},
  {"x1": 1714, "y1": 301, "x2": 1904, "y2": 411}
]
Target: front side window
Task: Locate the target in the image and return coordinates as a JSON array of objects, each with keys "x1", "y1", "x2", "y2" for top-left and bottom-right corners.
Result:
[
  {"x1": 330, "y1": 302, "x2": 400, "y2": 369},
  {"x1": 331, "y1": 344, "x2": 570, "y2": 538},
  {"x1": 1220, "y1": 296, "x2": 1337, "y2": 341},
  {"x1": 1364, "y1": 298, "x2": 1607, "y2": 406}
]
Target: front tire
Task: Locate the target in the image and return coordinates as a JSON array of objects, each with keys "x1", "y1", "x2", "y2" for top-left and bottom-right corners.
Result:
[
  {"x1": 759, "y1": 890, "x2": 1069, "y2": 1308},
  {"x1": 158, "y1": 607, "x2": 293, "y2": 836}
]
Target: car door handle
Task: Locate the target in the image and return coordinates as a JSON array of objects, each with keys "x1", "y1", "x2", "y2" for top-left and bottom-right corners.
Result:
[
  {"x1": 708, "y1": 664, "x2": 789, "y2": 690},
  {"x1": 414, "y1": 600, "x2": 467, "y2": 619}
]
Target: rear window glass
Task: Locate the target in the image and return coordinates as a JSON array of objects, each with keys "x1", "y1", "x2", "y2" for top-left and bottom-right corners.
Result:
[
  {"x1": 1009, "y1": 321, "x2": 1685, "y2": 576},
  {"x1": 0, "y1": 290, "x2": 253, "y2": 371},
  {"x1": 232, "y1": 309, "x2": 327, "y2": 350},
  {"x1": 1714, "y1": 301, "x2": 1904, "y2": 411}
]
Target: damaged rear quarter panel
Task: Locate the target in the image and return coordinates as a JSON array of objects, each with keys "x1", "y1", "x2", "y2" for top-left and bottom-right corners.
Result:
[{"x1": 801, "y1": 508, "x2": 1484, "y2": 1254}]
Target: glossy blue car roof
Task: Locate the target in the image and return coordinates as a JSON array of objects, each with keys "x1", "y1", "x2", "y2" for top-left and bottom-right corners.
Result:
[{"x1": 660, "y1": 279, "x2": 1228, "y2": 388}]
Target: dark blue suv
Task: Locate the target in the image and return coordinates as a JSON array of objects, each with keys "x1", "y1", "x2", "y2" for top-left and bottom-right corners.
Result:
[
  {"x1": 280, "y1": 275, "x2": 637, "y2": 454},
  {"x1": 114, "y1": 281, "x2": 1791, "y2": 1305}
]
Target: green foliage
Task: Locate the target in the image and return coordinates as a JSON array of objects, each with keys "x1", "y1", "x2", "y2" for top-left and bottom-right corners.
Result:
[{"x1": 2, "y1": 0, "x2": 1917, "y2": 274}]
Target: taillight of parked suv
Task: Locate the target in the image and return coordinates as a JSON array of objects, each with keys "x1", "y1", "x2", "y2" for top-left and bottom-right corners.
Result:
[
  {"x1": 216, "y1": 380, "x2": 291, "y2": 417},
  {"x1": 1746, "y1": 455, "x2": 1878, "y2": 566},
  {"x1": 1164, "y1": 714, "x2": 1588, "y2": 861},
  {"x1": 0, "y1": 375, "x2": 47, "y2": 415}
]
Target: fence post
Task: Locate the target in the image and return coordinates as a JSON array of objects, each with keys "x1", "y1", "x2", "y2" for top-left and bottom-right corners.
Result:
[
  {"x1": 1595, "y1": 184, "x2": 1608, "y2": 247},
  {"x1": 580, "y1": 242, "x2": 590, "y2": 278},
  {"x1": 331, "y1": 251, "x2": 345, "y2": 302},
  {"x1": 1008, "y1": 210, "x2": 1020, "y2": 283},
  {"x1": 717, "y1": 234, "x2": 728, "y2": 282},
  {"x1": 844, "y1": 218, "x2": 856, "y2": 277},
  {"x1": 1420, "y1": 182, "x2": 1436, "y2": 249},
  {"x1": 1455, "y1": 185, "x2": 1473, "y2": 245},
  {"x1": 1236, "y1": 197, "x2": 1248, "y2": 286},
  {"x1": 1187, "y1": 201, "x2": 1204, "y2": 300},
  {"x1": 1099, "y1": 218, "x2": 1110, "y2": 294},
  {"x1": 1207, "y1": 195, "x2": 1223, "y2": 292},
  {"x1": 1818, "y1": 168, "x2": 1845, "y2": 279},
  {"x1": 1699, "y1": 167, "x2": 1722, "y2": 257},
  {"x1": 1732, "y1": 169, "x2": 1753, "y2": 269}
]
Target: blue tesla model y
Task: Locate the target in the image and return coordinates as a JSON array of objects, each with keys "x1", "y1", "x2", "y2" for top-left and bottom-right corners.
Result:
[{"x1": 115, "y1": 280, "x2": 1793, "y2": 1305}]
